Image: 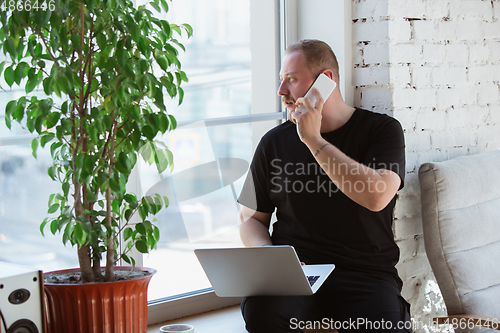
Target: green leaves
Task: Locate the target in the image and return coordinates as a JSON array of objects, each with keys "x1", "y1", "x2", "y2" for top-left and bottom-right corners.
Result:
[
  {"x1": 117, "y1": 192, "x2": 165, "y2": 264},
  {"x1": 5, "y1": 101, "x2": 16, "y2": 129},
  {"x1": 41, "y1": 133, "x2": 55, "y2": 147},
  {"x1": 139, "y1": 141, "x2": 174, "y2": 174},
  {"x1": 4, "y1": 66, "x2": 15, "y2": 87},
  {"x1": 73, "y1": 223, "x2": 86, "y2": 247},
  {"x1": 48, "y1": 203, "x2": 60, "y2": 214},
  {"x1": 149, "y1": 0, "x2": 161, "y2": 13},
  {"x1": 182, "y1": 24, "x2": 194, "y2": 38},
  {"x1": 4, "y1": 38, "x2": 17, "y2": 61},
  {"x1": 156, "y1": 55, "x2": 169, "y2": 71},
  {"x1": 154, "y1": 147, "x2": 173, "y2": 174},
  {"x1": 135, "y1": 240, "x2": 149, "y2": 253},
  {"x1": 31, "y1": 138, "x2": 39, "y2": 158},
  {"x1": 26, "y1": 70, "x2": 44, "y2": 94},
  {"x1": 115, "y1": 151, "x2": 136, "y2": 176},
  {"x1": 123, "y1": 227, "x2": 133, "y2": 241},
  {"x1": 2, "y1": 0, "x2": 192, "y2": 280},
  {"x1": 160, "y1": 0, "x2": 169, "y2": 13}
]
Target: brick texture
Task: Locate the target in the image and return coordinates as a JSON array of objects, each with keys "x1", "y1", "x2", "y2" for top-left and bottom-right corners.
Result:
[{"x1": 352, "y1": 0, "x2": 500, "y2": 331}]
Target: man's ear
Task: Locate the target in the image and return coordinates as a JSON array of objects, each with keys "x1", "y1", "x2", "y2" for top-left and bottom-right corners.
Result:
[{"x1": 321, "y1": 69, "x2": 335, "y2": 80}]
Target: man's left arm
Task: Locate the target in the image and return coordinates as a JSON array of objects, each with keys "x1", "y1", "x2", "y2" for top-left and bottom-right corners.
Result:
[{"x1": 292, "y1": 91, "x2": 401, "y2": 212}]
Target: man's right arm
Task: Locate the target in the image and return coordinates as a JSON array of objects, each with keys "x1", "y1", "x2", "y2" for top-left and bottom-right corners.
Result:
[{"x1": 239, "y1": 205, "x2": 273, "y2": 247}]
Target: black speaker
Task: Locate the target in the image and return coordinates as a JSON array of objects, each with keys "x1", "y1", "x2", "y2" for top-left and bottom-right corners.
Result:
[{"x1": 0, "y1": 262, "x2": 45, "y2": 333}]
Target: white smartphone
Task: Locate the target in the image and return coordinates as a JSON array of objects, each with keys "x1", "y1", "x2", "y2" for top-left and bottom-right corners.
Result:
[{"x1": 304, "y1": 73, "x2": 337, "y2": 106}]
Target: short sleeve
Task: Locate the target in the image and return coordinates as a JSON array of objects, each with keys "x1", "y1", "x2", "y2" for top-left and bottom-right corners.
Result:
[
  {"x1": 237, "y1": 139, "x2": 276, "y2": 213},
  {"x1": 363, "y1": 117, "x2": 406, "y2": 190}
]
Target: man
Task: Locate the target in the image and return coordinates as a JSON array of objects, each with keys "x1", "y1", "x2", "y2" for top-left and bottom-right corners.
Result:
[{"x1": 238, "y1": 39, "x2": 410, "y2": 332}]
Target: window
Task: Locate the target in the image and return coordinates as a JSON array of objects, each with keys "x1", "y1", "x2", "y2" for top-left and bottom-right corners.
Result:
[
  {"x1": 0, "y1": 65, "x2": 78, "y2": 271},
  {"x1": 0, "y1": 0, "x2": 282, "y2": 322},
  {"x1": 136, "y1": 0, "x2": 284, "y2": 319}
]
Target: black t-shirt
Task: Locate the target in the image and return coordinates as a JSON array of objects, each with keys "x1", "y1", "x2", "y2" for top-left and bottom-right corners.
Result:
[{"x1": 238, "y1": 108, "x2": 406, "y2": 283}]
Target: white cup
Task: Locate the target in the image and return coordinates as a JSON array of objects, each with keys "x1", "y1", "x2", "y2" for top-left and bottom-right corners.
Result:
[{"x1": 159, "y1": 324, "x2": 194, "y2": 333}]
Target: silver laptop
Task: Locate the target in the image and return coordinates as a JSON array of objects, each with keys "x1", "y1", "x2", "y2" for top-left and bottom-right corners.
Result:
[{"x1": 194, "y1": 245, "x2": 335, "y2": 297}]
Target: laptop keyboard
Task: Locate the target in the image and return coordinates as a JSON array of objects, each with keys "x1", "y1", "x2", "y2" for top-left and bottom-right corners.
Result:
[{"x1": 307, "y1": 275, "x2": 320, "y2": 286}]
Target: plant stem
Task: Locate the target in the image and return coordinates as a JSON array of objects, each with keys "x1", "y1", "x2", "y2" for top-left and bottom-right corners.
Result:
[
  {"x1": 105, "y1": 184, "x2": 114, "y2": 281},
  {"x1": 77, "y1": 245, "x2": 94, "y2": 282},
  {"x1": 105, "y1": 110, "x2": 118, "y2": 281},
  {"x1": 75, "y1": 2, "x2": 94, "y2": 283}
]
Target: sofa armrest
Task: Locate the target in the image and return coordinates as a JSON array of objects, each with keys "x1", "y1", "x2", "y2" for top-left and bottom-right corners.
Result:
[{"x1": 434, "y1": 314, "x2": 500, "y2": 331}]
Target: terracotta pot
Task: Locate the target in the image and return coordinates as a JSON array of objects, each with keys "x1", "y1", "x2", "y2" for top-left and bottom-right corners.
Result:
[{"x1": 43, "y1": 267, "x2": 156, "y2": 333}]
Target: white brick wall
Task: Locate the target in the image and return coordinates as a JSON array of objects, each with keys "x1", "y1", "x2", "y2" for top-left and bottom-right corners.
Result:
[
  {"x1": 352, "y1": 0, "x2": 500, "y2": 331},
  {"x1": 352, "y1": 20, "x2": 389, "y2": 43},
  {"x1": 388, "y1": 20, "x2": 412, "y2": 42}
]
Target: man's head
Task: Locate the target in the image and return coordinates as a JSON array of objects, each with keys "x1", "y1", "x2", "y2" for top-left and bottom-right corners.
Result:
[
  {"x1": 285, "y1": 39, "x2": 340, "y2": 83},
  {"x1": 278, "y1": 39, "x2": 339, "y2": 111}
]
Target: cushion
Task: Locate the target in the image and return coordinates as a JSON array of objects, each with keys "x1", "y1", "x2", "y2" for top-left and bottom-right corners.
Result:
[{"x1": 418, "y1": 150, "x2": 500, "y2": 322}]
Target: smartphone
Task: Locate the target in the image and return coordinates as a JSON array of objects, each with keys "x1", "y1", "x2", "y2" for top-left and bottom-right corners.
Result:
[{"x1": 303, "y1": 73, "x2": 337, "y2": 106}]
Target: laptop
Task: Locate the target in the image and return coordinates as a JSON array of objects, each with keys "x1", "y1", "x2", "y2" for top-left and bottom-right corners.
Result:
[{"x1": 194, "y1": 245, "x2": 335, "y2": 297}]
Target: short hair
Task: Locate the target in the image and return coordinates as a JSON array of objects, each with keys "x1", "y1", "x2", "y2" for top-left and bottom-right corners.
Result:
[{"x1": 285, "y1": 39, "x2": 340, "y2": 83}]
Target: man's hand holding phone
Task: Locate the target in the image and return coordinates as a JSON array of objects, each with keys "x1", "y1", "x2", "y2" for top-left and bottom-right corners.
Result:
[
  {"x1": 291, "y1": 73, "x2": 336, "y2": 144},
  {"x1": 291, "y1": 89, "x2": 324, "y2": 144}
]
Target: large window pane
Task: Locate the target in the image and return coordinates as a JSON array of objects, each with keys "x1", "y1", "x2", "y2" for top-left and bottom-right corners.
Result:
[
  {"x1": 0, "y1": 45, "x2": 78, "y2": 271},
  {"x1": 0, "y1": 144, "x2": 78, "y2": 271},
  {"x1": 143, "y1": 120, "x2": 276, "y2": 300},
  {"x1": 137, "y1": 0, "x2": 251, "y2": 122},
  {"x1": 132, "y1": 0, "x2": 257, "y2": 301}
]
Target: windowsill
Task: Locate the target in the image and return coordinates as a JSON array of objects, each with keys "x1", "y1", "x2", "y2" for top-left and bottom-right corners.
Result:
[
  {"x1": 147, "y1": 304, "x2": 338, "y2": 333},
  {"x1": 147, "y1": 305, "x2": 247, "y2": 333}
]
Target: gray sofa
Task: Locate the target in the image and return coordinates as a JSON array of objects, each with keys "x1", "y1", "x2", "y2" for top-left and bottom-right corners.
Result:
[{"x1": 419, "y1": 150, "x2": 500, "y2": 333}]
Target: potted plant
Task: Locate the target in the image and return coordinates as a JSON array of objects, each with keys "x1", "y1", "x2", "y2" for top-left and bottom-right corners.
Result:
[{"x1": 0, "y1": 0, "x2": 191, "y2": 331}]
